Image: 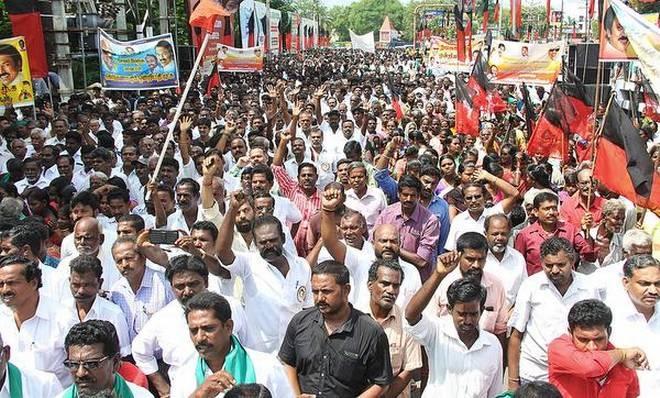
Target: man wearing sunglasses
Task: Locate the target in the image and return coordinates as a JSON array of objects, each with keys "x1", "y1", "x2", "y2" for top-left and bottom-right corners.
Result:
[
  {"x1": 0, "y1": 333, "x2": 62, "y2": 397},
  {"x1": 57, "y1": 320, "x2": 153, "y2": 397}
]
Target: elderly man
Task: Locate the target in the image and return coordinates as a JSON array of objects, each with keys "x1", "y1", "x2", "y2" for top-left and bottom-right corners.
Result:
[
  {"x1": 0, "y1": 255, "x2": 72, "y2": 386},
  {"x1": 559, "y1": 166, "x2": 606, "y2": 231},
  {"x1": 56, "y1": 320, "x2": 153, "y2": 397},
  {"x1": 170, "y1": 292, "x2": 292, "y2": 397},
  {"x1": 56, "y1": 217, "x2": 121, "y2": 296},
  {"x1": 109, "y1": 237, "x2": 174, "y2": 340},
  {"x1": 0, "y1": 333, "x2": 62, "y2": 396},
  {"x1": 132, "y1": 255, "x2": 249, "y2": 398}
]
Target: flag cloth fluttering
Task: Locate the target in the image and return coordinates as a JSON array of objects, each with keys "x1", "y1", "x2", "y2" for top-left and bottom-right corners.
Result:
[
  {"x1": 594, "y1": 101, "x2": 660, "y2": 212},
  {"x1": 454, "y1": 5, "x2": 466, "y2": 62},
  {"x1": 455, "y1": 76, "x2": 481, "y2": 137},
  {"x1": 482, "y1": 0, "x2": 490, "y2": 33},
  {"x1": 468, "y1": 51, "x2": 508, "y2": 113},
  {"x1": 641, "y1": 76, "x2": 660, "y2": 122},
  {"x1": 189, "y1": 0, "x2": 237, "y2": 32}
]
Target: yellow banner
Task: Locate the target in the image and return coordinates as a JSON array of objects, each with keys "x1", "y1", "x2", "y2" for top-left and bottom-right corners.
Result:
[
  {"x1": 488, "y1": 40, "x2": 563, "y2": 85},
  {"x1": 217, "y1": 45, "x2": 264, "y2": 73},
  {"x1": 0, "y1": 36, "x2": 34, "y2": 108},
  {"x1": 426, "y1": 36, "x2": 483, "y2": 72}
]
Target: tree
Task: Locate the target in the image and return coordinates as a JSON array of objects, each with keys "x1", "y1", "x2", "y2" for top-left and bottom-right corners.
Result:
[{"x1": 327, "y1": 0, "x2": 407, "y2": 42}]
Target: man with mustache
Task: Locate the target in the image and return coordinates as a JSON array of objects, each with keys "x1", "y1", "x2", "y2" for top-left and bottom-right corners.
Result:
[
  {"x1": 278, "y1": 260, "x2": 393, "y2": 397},
  {"x1": 427, "y1": 232, "x2": 508, "y2": 345},
  {"x1": 320, "y1": 187, "x2": 421, "y2": 311},
  {"x1": 484, "y1": 214, "x2": 528, "y2": 308},
  {"x1": 56, "y1": 217, "x2": 122, "y2": 296},
  {"x1": 132, "y1": 255, "x2": 249, "y2": 398},
  {"x1": 365, "y1": 259, "x2": 422, "y2": 398},
  {"x1": 607, "y1": 254, "x2": 660, "y2": 397},
  {"x1": 603, "y1": 5, "x2": 636, "y2": 59},
  {"x1": 0, "y1": 44, "x2": 22, "y2": 87},
  {"x1": 405, "y1": 258, "x2": 504, "y2": 396},
  {"x1": 56, "y1": 320, "x2": 152, "y2": 397},
  {"x1": 559, "y1": 167, "x2": 606, "y2": 234},
  {"x1": 170, "y1": 291, "x2": 293, "y2": 397},
  {"x1": 109, "y1": 237, "x2": 174, "y2": 341},
  {"x1": 65, "y1": 255, "x2": 131, "y2": 358},
  {"x1": 507, "y1": 237, "x2": 601, "y2": 391},
  {"x1": 217, "y1": 191, "x2": 313, "y2": 354},
  {"x1": 166, "y1": 178, "x2": 203, "y2": 234}
]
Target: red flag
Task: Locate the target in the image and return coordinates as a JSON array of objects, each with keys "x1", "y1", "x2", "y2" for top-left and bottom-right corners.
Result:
[
  {"x1": 642, "y1": 77, "x2": 660, "y2": 122},
  {"x1": 588, "y1": 0, "x2": 595, "y2": 18},
  {"x1": 454, "y1": 5, "x2": 466, "y2": 62},
  {"x1": 391, "y1": 97, "x2": 404, "y2": 121},
  {"x1": 455, "y1": 76, "x2": 480, "y2": 136},
  {"x1": 6, "y1": 1, "x2": 48, "y2": 78},
  {"x1": 494, "y1": 0, "x2": 500, "y2": 22},
  {"x1": 189, "y1": 0, "x2": 237, "y2": 32},
  {"x1": 482, "y1": 0, "x2": 490, "y2": 33},
  {"x1": 546, "y1": 0, "x2": 551, "y2": 25},
  {"x1": 527, "y1": 114, "x2": 568, "y2": 159},
  {"x1": 468, "y1": 51, "x2": 508, "y2": 113}
]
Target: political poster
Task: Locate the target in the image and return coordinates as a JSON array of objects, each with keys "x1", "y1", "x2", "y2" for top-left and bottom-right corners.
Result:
[
  {"x1": 488, "y1": 40, "x2": 563, "y2": 85},
  {"x1": 98, "y1": 29, "x2": 179, "y2": 90},
  {"x1": 425, "y1": 36, "x2": 484, "y2": 72},
  {"x1": 270, "y1": 9, "x2": 282, "y2": 54},
  {"x1": 599, "y1": 0, "x2": 638, "y2": 61},
  {"x1": 216, "y1": 45, "x2": 264, "y2": 72},
  {"x1": 0, "y1": 36, "x2": 34, "y2": 108}
]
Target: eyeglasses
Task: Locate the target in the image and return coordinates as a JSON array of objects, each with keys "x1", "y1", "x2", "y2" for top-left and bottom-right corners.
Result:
[
  {"x1": 63, "y1": 355, "x2": 112, "y2": 370},
  {"x1": 464, "y1": 195, "x2": 483, "y2": 201}
]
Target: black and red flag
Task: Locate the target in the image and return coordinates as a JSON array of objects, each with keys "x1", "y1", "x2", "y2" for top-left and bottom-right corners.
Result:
[
  {"x1": 520, "y1": 82, "x2": 536, "y2": 134},
  {"x1": 494, "y1": 0, "x2": 500, "y2": 22},
  {"x1": 5, "y1": 0, "x2": 48, "y2": 78},
  {"x1": 455, "y1": 75, "x2": 481, "y2": 137},
  {"x1": 641, "y1": 76, "x2": 660, "y2": 122},
  {"x1": 454, "y1": 5, "x2": 467, "y2": 62},
  {"x1": 481, "y1": 0, "x2": 490, "y2": 33},
  {"x1": 594, "y1": 101, "x2": 660, "y2": 212},
  {"x1": 467, "y1": 51, "x2": 508, "y2": 113}
]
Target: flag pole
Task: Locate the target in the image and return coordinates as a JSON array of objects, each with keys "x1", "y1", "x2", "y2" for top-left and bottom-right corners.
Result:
[
  {"x1": 585, "y1": 92, "x2": 615, "y2": 212},
  {"x1": 146, "y1": 32, "x2": 212, "y2": 199}
]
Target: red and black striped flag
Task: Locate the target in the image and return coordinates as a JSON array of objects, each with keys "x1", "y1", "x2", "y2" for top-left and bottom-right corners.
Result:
[
  {"x1": 594, "y1": 101, "x2": 660, "y2": 212},
  {"x1": 641, "y1": 76, "x2": 660, "y2": 122},
  {"x1": 468, "y1": 51, "x2": 508, "y2": 113},
  {"x1": 482, "y1": 0, "x2": 490, "y2": 32},
  {"x1": 455, "y1": 75, "x2": 480, "y2": 137},
  {"x1": 454, "y1": 5, "x2": 466, "y2": 62}
]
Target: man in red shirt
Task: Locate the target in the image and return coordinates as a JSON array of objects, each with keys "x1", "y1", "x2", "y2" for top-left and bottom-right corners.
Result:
[
  {"x1": 548, "y1": 299, "x2": 647, "y2": 398},
  {"x1": 515, "y1": 192, "x2": 595, "y2": 275},
  {"x1": 559, "y1": 166, "x2": 605, "y2": 231}
]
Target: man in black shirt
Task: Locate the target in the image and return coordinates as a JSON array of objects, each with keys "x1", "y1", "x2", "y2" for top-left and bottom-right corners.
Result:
[{"x1": 278, "y1": 260, "x2": 393, "y2": 397}]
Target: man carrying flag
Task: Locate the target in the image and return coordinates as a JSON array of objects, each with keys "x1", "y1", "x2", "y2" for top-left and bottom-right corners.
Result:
[
  {"x1": 594, "y1": 100, "x2": 660, "y2": 213},
  {"x1": 170, "y1": 291, "x2": 293, "y2": 397}
]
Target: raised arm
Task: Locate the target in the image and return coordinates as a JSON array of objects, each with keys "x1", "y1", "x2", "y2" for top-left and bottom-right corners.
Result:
[
  {"x1": 149, "y1": 181, "x2": 168, "y2": 229},
  {"x1": 216, "y1": 191, "x2": 245, "y2": 265},
  {"x1": 178, "y1": 116, "x2": 193, "y2": 167},
  {"x1": 272, "y1": 129, "x2": 292, "y2": 167},
  {"x1": 214, "y1": 121, "x2": 236, "y2": 154},
  {"x1": 405, "y1": 251, "x2": 459, "y2": 326},
  {"x1": 313, "y1": 84, "x2": 326, "y2": 124},
  {"x1": 475, "y1": 168, "x2": 520, "y2": 214},
  {"x1": 201, "y1": 154, "x2": 221, "y2": 210},
  {"x1": 320, "y1": 187, "x2": 347, "y2": 263}
]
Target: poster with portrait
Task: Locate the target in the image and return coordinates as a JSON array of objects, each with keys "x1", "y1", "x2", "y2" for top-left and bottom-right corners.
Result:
[
  {"x1": 599, "y1": 0, "x2": 638, "y2": 60},
  {"x1": 426, "y1": 35, "x2": 484, "y2": 72},
  {"x1": 98, "y1": 29, "x2": 179, "y2": 90},
  {"x1": 216, "y1": 45, "x2": 264, "y2": 72},
  {"x1": 488, "y1": 40, "x2": 563, "y2": 85},
  {"x1": 0, "y1": 36, "x2": 34, "y2": 108}
]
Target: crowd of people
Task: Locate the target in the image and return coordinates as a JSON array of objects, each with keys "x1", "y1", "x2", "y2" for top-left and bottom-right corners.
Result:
[{"x1": 0, "y1": 47, "x2": 659, "y2": 398}]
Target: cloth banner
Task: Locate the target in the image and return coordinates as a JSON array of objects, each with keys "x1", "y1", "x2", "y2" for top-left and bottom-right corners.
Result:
[
  {"x1": 8, "y1": 13, "x2": 48, "y2": 79},
  {"x1": 350, "y1": 30, "x2": 375, "y2": 53},
  {"x1": 291, "y1": 13, "x2": 301, "y2": 53},
  {"x1": 254, "y1": 1, "x2": 267, "y2": 47},
  {"x1": 0, "y1": 36, "x2": 34, "y2": 107},
  {"x1": 240, "y1": 0, "x2": 255, "y2": 48},
  {"x1": 606, "y1": 0, "x2": 660, "y2": 95},
  {"x1": 98, "y1": 29, "x2": 179, "y2": 90},
  {"x1": 488, "y1": 40, "x2": 563, "y2": 85},
  {"x1": 217, "y1": 45, "x2": 264, "y2": 72},
  {"x1": 426, "y1": 35, "x2": 484, "y2": 72},
  {"x1": 270, "y1": 9, "x2": 281, "y2": 54},
  {"x1": 198, "y1": 17, "x2": 232, "y2": 76}
]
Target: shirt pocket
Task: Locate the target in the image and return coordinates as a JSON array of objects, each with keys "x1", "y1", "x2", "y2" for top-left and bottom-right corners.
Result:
[{"x1": 332, "y1": 351, "x2": 367, "y2": 387}]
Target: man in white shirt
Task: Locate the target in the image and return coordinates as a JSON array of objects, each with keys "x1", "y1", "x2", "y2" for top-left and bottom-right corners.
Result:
[
  {"x1": 60, "y1": 191, "x2": 117, "y2": 259},
  {"x1": 404, "y1": 254, "x2": 504, "y2": 397},
  {"x1": 217, "y1": 192, "x2": 313, "y2": 354},
  {"x1": 0, "y1": 334, "x2": 62, "y2": 397},
  {"x1": 484, "y1": 214, "x2": 528, "y2": 308},
  {"x1": 39, "y1": 145, "x2": 59, "y2": 183},
  {"x1": 169, "y1": 291, "x2": 294, "y2": 397},
  {"x1": 14, "y1": 157, "x2": 49, "y2": 195},
  {"x1": 65, "y1": 255, "x2": 131, "y2": 357},
  {"x1": 444, "y1": 172, "x2": 519, "y2": 251},
  {"x1": 607, "y1": 254, "x2": 660, "y2": 397},
  {"x1": 164, "y1": 178, "x2": 204, "y2": 234},
  {"x1": 320, "y1": 189, "x2": 421, "y2": 311},
  {"x1": 344, "y1": 161, "x2": 387, "y2": 231},
  {"x1": 132, "y1": 254, "x2": 249, "y2": 398},
  {"x1": 56, "y1": 320, "x2": 153, "y2": 398},
  {"x1": 507, "y1": 237, "x2": 601, "y2": 389},
  {"x1": 250, "y1": 164, "x2": 302, "y2": 228},
  {"x1": 0, "y1": 255, "x2": 72, "y2": 386}
]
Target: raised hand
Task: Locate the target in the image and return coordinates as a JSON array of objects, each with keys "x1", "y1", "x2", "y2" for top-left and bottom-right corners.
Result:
[
  {"x1": 229, "y1": 190, "x2": 247, "y2": 210},
  {"x1": 179, "y1": 116, "x2": 193, "y2": 132},
  {"x1": 313, "y1": 84, "x2": 327, "y2": 99},
  {"x1": 322, "y1": 187, "x2": 344, "y2": 212},
  {"x1": 436, "y1": 251, "x2": 461, "y2": 276},
  {"x1": 202, "y1": 155, "x2": 221, "y2": 178}
]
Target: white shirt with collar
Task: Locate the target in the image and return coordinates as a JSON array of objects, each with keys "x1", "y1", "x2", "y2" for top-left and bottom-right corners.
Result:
[
  {"x1": 284, "y1": 156, "x2": 312, "y2": 179},
  {"x1": 54, "y1": 380, "x2": 153, "y2": 398},
  {"x1": 166, "y1": 206, "x2": 205, "y2": 235},
  {"x1": 55, "y1": 245, "x2": 122, "y2": 296},
  {"x1": 221, "y1": 249, "x2": 313, "y2": 354},
  {"x1": 484, "y1": 247, "x2": 528, "y2": 308},
  {"x1": 273, "y1": 195, "x2": 303, "y2": 227},
  {"x1": 65, "y1": 296, "x2": 131, "y2": 357},
  {"x1": 169, "y1": 348, "x2": 295, "y2": 398},
  {"x1": 507, "y1": 271, "x2": 601, "y2": 382},
  {"x1": 45, "y1": 136, "x2": 66, "y2": 146},
  {"x1": 0, "y1": 363, "x2": 62, "y2": 398},
  {"x1": 405, "y1": 316, "x2": 504, "y2": 398},
  {"x1": 131, "y1": 295, "x2": 249, "y2": 381},
  {"x1": 318, "y1": 241, "x2": 422, "y2": 313},
  {"x1": 345, "y1": 187, "x2": 388, "y2": 231},
  {"x1": 42, "y1": 164, "x2": 59, "y2": 184},
  {"x1": 0, "y1": 293, "x2": 74, "y2": 387},
  {"x1": 14, "y1": 176, "x2": 49, "y2": 195},
  {"x1": 444, "y1": 203, "x2": 505, "y2": 251},
  {"x1": 589, "y1": 259, "x2": 626, "y2": 301},
  {"x1": 607, "y1": 290, "x2": 660, "y2": 397}
]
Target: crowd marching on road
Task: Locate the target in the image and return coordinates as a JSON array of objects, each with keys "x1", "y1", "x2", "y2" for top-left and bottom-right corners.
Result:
[{"x1": 0, "y1": 47, "x2": 659, "y2": 398}]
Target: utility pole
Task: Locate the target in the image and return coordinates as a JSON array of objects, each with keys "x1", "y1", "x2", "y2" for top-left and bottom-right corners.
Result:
[
  {"x1": 159, "y1": 0, "x2": 169, "y2": 34},
  {"x1": 51, "y1": 0, "x2": 74, "y2": 99}
]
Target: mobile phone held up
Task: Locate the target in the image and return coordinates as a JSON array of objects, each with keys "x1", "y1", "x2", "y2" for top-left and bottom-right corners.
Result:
[{"x1": 148, "y1": 230, "x2": 179, "y2": 245}]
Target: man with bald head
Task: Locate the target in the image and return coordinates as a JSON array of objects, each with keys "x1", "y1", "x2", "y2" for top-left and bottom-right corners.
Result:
[
  {"x1": 321, "y1": 187, "x2": 422, "y2": 311},
  {"x1": 560, "y1": 165, "x2": 606, "y2": 231},
  {"x1": 55, "y1": 216, "x2": 122, "y2": 295}
]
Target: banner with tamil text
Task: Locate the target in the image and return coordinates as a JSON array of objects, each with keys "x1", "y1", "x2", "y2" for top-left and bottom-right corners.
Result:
[
  {"x1": 98, "y1": 29, "x2": 179, "y2": 90},
  {"x1": 488, "y1": 40, "x2": 563, "y2": 85},
  {"x1": 217, "y1": 45, "x2": 264, "y2": 72}
]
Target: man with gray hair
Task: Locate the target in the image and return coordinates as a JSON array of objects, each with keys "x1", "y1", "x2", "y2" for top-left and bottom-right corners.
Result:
[
  {"x1": 607, "y1": 254, "x2": 660, "y2": 397},
  {"x1": 344, "y1": 161, "x2": 387, "y2": 231},
  {"x1": 590, "y1": 229, "x2": 653, "y2": 300},
  {"x1": 579, "y1": 199, "x2": 628, "y2": 274}
]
